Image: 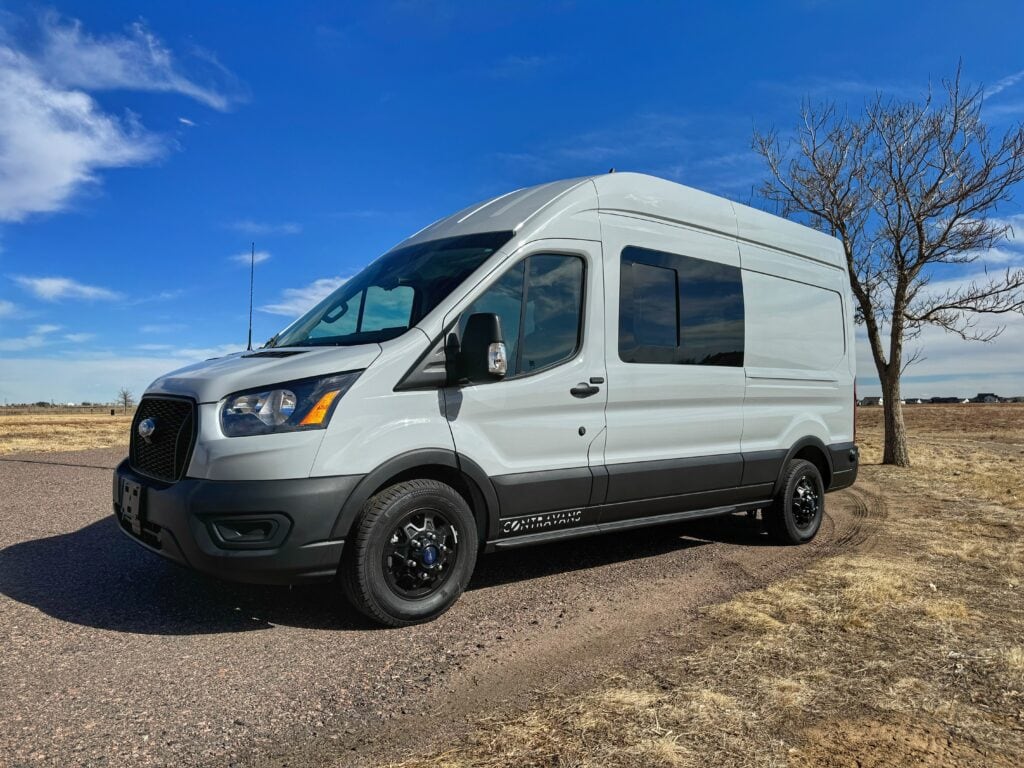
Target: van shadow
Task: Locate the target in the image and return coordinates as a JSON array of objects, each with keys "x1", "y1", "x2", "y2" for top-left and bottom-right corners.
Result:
[{"x1": 0, "y1": 513, "x2": 768, "y2": 636}]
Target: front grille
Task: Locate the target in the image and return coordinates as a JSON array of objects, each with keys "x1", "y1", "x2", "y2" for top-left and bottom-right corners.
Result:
[{"x1": 130, "y1": 396, "x2": 197, "y2": 482}]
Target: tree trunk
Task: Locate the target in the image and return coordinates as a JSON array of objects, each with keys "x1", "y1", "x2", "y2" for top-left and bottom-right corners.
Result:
[{"x1": 880, "y1": 374, "x2": 910, "y2": 466}]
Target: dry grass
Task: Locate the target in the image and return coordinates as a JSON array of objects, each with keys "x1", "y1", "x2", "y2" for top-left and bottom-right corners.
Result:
[
  {"x1": 0, "y1": 413, "x2": 132, "y2": 454},
  {"x1": 392, "y1": 405, "x2": 1024, "y2": 768}
]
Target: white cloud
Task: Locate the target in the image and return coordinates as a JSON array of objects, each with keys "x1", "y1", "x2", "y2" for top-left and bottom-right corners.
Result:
[
  {"x1": 0, "y1": 345, "x2": 242, "y2": 402},
  {"x1": 985, "y1": 68, "x2": 1024, "y2": 98},
  {"x1": 13, "y1": 275, "x2": 120, "y2": 301},
  {"x1": 230, "y1": 249, "x2": 272, "y2": 265},
  {"x1": 0, "y1": 46, "x2": 161, "y2": 222},
  {"x1": 487, "y1": 54, "x2": 557, "y2": 79},
  {"x1": 33, "y1": 324, "x2": 61, "y2": 334},
  {"x1": 38, "y1": 16, "x2": 239, "y2": 110},
  {"x1": 65, "y1": 332, "x2": 94, "y2": 342},
  {"x1": 228, "y1": 219, "x2": 302, "y2": 235},
  {"x1": 178, "y1": 117, "x2": 196, "y2": 127},
  {"x1": 855, "y1": 311, "x2": 1024, "y2": 398},
  {"x1": 0, "y1": 14, "x2": 239, "y2": 222},
  {"x1": 0, "y1": 299, "x2": 16, "y2": 318},
  {"x1": 0, "y1": 354, "x2": 178, "y2": 402},
  {"x1": 261, "y1": 277, "x2": 348, "y2": 317},
  {"x1": 0, "y1": 333, "x2": 47, "y2": 351},
  {"x1": 140, "y1": 323, "x2": 185, "y2": 333}
]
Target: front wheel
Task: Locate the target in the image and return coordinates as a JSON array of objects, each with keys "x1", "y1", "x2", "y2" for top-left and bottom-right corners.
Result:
[
  {"x1": 341, "y1": 479, "x2": 478, "y2": 627},
  {"x1": 764, "y1": 459, "x2": 824, "y2": 544}
]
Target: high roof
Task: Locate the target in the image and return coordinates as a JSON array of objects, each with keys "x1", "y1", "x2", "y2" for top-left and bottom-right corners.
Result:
[{"x1": 395, "y1": 172, "x2": 844, "y2": 269}]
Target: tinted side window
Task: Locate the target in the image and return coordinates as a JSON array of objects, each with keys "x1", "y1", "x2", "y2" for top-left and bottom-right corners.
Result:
[
  {"x1": 460, "y1": 254, "x2": 584, "y2": 376},
  {"x1": 519, "y1": 255, "x2": 584, "y2": 373},
  {"x1": 619, "y1": 246, "x2": 744, "y2": 366}
]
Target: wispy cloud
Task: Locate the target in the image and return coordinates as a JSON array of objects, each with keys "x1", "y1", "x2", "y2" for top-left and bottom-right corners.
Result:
[
  {"x1": 178, "y1": 117, "x2": 196, "y2": 127},
  {"x1": 13, "y1": 275, "x2": 120, "y2": 301},
  {"x1": 330, "y1": 209, "x2": 385, "y2": 220},
  {"x1": 228, "y1": 219, "x2": 302, "y2": 235},
  {"x1": 65, "y1": 332, "x2": 94, "y2": 342},
  {"x1": 38, "y1": 15, "x2": 242, "y2": 110},
  {"x1": 757, "y1": 76, "x2": 913, "y2": 100},
  {"x1": 140, "y1": 323, "x2": 185, "y2": 333},
  {"x1": 0, "y1": 13, "x2": 240, "y2": 222},
  {"x1": 261, "y1": 277, "x2": 348, "y2": 317},
  {"x1": 34, "y1": 324, "x2": 61, "y2": 334},
  {"x1": 0, "y1": 333, "x2": 48, "y2": 351},
  {"x1": 0, "y1": 299, "x2": 16, "y2": 318},
  {"x1": 230, "y1": 249, "x2": 272, "y2": 265},
  {"x1": 985, "y1": 68, "x2": 1024, "y2": 98},
  {"x1": 486, "y1": 54, "x2": 557, "y2": 79}
]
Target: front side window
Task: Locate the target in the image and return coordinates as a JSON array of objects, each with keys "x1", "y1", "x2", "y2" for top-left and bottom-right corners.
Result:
[
  {"x1": 272, "y1": 231, "x2": 513, "y2": 348},
  {"x1": 460, "y1": 254, "x2": 584, "y2": 377},
  {"x1": 619, "y1": 246, "x2": 744, "y2": 366}
]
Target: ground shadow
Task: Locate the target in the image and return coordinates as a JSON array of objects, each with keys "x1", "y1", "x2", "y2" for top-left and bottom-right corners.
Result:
[
  {"x1": 0, "y1": 517, "x2": 371, "y2": 635},
  {"x1": 0, "y1": 512, "x2": 767, "y2": 636}
]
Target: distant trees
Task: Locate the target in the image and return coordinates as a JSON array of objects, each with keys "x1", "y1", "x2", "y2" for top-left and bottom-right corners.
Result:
[
  {"x1": 754, "y1": 68, "x2": 1024, "y2": 466},
  {"x1": 117, "y1": 387, "x2": 135, "y2": 414}
]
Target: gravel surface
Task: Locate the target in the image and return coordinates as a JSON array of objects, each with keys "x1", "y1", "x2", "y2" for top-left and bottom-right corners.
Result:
[{"x1": 0, "y1": 449, "x2": 872, "y2": 767}]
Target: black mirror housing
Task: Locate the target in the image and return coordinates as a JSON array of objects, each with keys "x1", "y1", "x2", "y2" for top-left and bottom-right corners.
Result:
[{"x1": 455, "y1": 313, "x2": 507, "y2": 383}]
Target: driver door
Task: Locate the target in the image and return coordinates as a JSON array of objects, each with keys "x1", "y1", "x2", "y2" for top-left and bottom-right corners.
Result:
[{"x1": 443, "y1": 240, "x2": 607, "y2": 539}]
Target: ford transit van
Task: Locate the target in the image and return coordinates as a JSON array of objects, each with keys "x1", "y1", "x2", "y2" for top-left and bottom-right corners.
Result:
[{"x1": 113, "y1": 173, "x2": 859, "y2": 626}]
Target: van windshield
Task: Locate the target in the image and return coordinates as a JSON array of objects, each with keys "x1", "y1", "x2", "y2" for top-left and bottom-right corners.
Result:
[{"x1": 269, "y1": 231, "x2": 513, "y2": 348}]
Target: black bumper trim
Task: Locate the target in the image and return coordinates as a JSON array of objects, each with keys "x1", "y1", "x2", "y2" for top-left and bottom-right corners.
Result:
[{"x1": 112, "y1": 460, "x2": 363, "y2": 585}]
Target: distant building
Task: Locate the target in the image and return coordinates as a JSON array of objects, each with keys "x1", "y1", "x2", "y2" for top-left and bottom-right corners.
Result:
[
  {"x1": 861, "y1": 396, "x2": 883, "y2": 406},
  {"x1": 972, "y1": 393, "x2": 1000, "y2": 403}
]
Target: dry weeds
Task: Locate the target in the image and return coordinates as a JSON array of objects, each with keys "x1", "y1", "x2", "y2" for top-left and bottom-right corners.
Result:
[
  {"x1": 392, "y1": 405, "x2": 1024, "y2": 767},
  {"x1": 0, "y1": 413, "x2": 132, "y2": 454}
]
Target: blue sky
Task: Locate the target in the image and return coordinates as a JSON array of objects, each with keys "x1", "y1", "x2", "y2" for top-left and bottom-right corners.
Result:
[{"x1": 0, "y1": 1, "x2": 1023, "y2": 403}]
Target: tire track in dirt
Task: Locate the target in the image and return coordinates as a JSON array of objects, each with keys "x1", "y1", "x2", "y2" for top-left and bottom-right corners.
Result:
[{"x1": 251, "y1": 484, "x2": 887, "y2": 768}]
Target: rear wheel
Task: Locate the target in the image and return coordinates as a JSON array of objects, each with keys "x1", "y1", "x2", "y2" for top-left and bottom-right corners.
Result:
[
  {"x1": 764, "y1": 459, "x2": 824, "y2": 544},
  {"x1": 341, "y1": 479, "x2": 478, "y2": 627}
]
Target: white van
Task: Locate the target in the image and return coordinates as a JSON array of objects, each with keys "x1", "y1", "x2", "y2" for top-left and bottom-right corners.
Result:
[{"x1": 113, "y1": 173, "x2": 858, "y2": 626}]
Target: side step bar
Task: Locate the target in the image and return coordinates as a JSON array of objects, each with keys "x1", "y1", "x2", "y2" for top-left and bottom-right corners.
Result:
[{"x1": 488, "y1": 500, "x2": 770, "y2": 551}]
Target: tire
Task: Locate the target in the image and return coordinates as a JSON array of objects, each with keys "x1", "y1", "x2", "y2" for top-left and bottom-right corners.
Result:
[
  {"x1": 341, "y1": 479, "x2": 478, "y2": 627},
  {"x1": 764, "y1": 459, "x2": 824, "y2": 544}
]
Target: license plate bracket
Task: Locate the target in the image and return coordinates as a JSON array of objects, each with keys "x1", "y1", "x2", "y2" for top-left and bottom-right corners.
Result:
[{"x1": 120, "y1": 478, "x2": 144, "y2": 536}]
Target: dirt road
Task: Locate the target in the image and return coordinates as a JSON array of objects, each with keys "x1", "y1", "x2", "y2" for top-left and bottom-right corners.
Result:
[{"x1": 0, "y1": 447, "x2": 879, "y2": 767}]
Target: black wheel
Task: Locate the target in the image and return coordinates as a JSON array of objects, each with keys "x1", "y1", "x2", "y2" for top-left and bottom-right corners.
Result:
[
  {"x1": 341, "y1": 479, "x2": 478, "y2": 627},
  {"x1": 764, "y1": 459, "x2": 824, "y2": 544}
]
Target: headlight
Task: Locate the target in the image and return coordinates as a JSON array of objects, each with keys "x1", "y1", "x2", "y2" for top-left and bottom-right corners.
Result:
[{"x1": 220, "y1": 371, "x2": 362, "y2": 437}]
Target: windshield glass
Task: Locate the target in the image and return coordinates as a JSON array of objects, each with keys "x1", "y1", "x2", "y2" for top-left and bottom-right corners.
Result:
[{"x1": 270, "y1": 231, "x2": 514, "y2": 348}]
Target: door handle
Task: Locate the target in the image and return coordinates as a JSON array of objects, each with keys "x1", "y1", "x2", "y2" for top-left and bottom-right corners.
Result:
[{"x1": 570, "y1": 382, "x2": 600, "y2": 398}]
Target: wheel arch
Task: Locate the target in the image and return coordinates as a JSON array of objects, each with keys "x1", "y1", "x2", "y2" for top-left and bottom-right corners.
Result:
[
  {"x1": 773, "y1": 436, "x2": 833, "y2": 495},
  {"x1": 330, "y1": 449, "x2": 499, "y2": 544}
]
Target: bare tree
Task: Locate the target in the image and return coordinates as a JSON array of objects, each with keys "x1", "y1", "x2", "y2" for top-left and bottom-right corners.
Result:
[
  {"x1": 754, "y1": 69, "x2": 1024, "y2": 466},
  {"x1": 117, "y1": 387, "x2": 135, "y2": 414}
]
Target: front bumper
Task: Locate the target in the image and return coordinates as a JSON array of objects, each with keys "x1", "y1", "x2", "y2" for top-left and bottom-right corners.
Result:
[{"x1": 112, "y1": 459, "x2": 362, "y2": 584}]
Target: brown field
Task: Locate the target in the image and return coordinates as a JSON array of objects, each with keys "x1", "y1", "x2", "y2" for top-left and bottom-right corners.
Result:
[
  {"x1": 391, "y1": 405, "x2": 1024, "y2": 768},
  {"x1": 0, "y1": 412, "x2": 133, "y2": 454}
]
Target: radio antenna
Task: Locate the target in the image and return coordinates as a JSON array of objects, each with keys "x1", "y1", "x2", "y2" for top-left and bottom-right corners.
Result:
[{"x1": 247, "y1": 241, "x2": 255, "y2": 351}]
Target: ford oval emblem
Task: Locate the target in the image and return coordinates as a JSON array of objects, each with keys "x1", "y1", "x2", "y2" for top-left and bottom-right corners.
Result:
[{"x1": 138, "y1": 417, "x2": 157, "y2": 442}]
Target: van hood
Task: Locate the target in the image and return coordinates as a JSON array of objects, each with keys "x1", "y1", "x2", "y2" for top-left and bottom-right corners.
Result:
[{"x1": 144, "y1": 344, "x2": 383, "y2": 403}]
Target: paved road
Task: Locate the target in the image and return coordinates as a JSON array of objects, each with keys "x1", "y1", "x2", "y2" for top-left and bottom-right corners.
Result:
[{"x1": 0, "y1": 449, "x2": 874, "y2": 767}]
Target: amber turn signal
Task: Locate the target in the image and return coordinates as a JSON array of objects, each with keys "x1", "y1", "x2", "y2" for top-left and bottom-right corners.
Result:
[{"x1": 299, "y1": 390, "x2": 341, "y2": 426}]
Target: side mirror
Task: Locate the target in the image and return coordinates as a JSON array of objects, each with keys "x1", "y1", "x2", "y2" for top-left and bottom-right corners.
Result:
[{"x1": 455, "y1": 313, "x2": 507, "y2": 383}]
